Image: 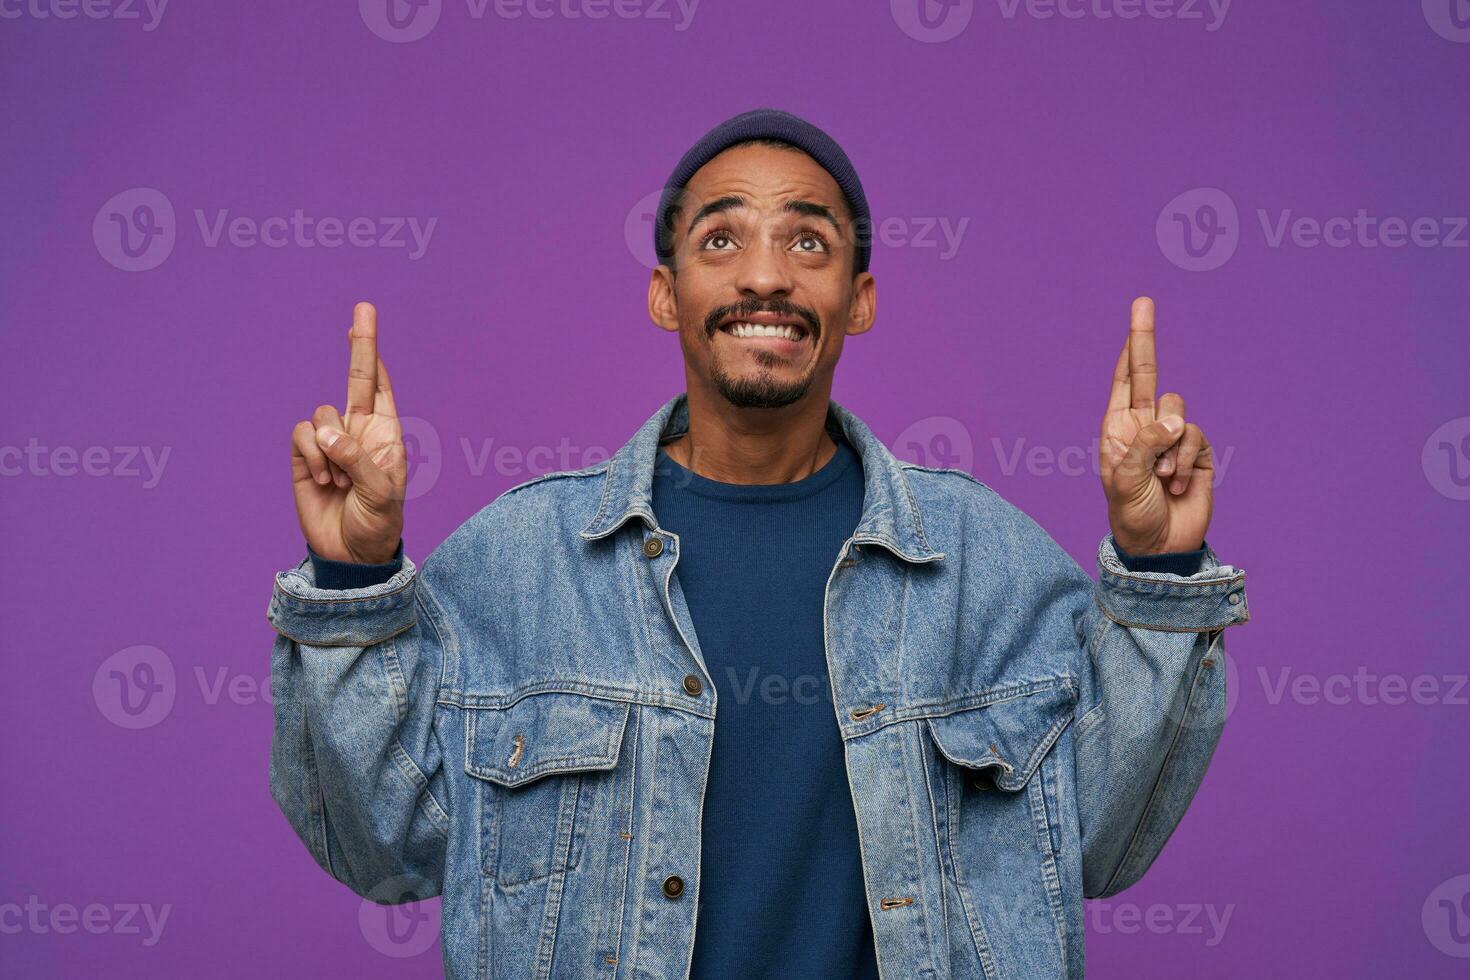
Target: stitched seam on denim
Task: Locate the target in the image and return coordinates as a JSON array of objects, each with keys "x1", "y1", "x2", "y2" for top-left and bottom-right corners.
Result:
[
  {"x1": 275, "y1": 570, "x2": 416, "y2": 605},
  {"x1": 465, "y1": 704, "x2": 631, "y2": 784},
  {"x1": 387, "y1": 738, "x2": 450, "y2": 842},
  {"x1": 850, "y1": 678, "x2": 1077, "y2": 740},
  {"x1": 1098, "y1": 631, "x2": 1209, "y2": 896},
  {"x1": 583, "y1": 454, "x2": 617, "y2": 533},
  {"x1": 1099, "y1": 568, "x2": 1245, "y2": 592},
  {"x1": 605, "y1": 705, "x2": 640, "y2": 971},
  {"x1": 272, "y1": 618, "x2": 418, "y2": 649},
  {"x1": 895, "y1": 465, "x2": 937, "y2": 553},
  {"x1": 300, "y1": 694, "x2": 336, "y2": 881},
  {"x1": 411, "y1": 570, "x2": 456, "y2": 712},
  {"x1": 916, "y1": 722, "x2": 950, "y2": 959},
  {"x1": 1075, "y1": 615, "x2": 1113, "y2": 737},
  {"x1": 937, "y1": 752, "x2": 999, "y2": 980},
  {"x1": 1032, "y1": 758, "x2": 1068, "y2": 966},
  {"x1": 1094, "y1": 593, "x2": 1244, "y2": 633},
  {"x1": 898, "y1": 721, "x2": 941, "y2": 975}
]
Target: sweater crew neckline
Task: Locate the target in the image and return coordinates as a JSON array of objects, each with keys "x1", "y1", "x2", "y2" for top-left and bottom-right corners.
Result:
[{"x1": 653, "y1": 434, "x2": 857, "y2": 503}]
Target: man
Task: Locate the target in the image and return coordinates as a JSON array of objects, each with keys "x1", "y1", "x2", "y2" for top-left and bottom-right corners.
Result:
[{"x1": 268, "y1": 108, "x2": 1248, "y2": 980}]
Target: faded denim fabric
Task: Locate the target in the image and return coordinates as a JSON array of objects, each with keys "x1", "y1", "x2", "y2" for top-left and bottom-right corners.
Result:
[{"x1": 266, "y1": 391, "x2": 1250, "y2": 980}]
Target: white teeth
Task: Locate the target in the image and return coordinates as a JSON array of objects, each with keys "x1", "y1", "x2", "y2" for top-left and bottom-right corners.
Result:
[{"x1": 727, "y1": 322, "x2": 803, "y2": 341}]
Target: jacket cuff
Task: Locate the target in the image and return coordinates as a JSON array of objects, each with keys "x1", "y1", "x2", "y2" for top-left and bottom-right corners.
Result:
[
  {"x1": 307, "y1": 538, "x2": 404, "y2": 591},
  {"x1": 267, "y1": 551, "x2": 418, "y2": 647},
  {"x1": 1095, "y1": 534, "x2": 1248, "y2": 632}
]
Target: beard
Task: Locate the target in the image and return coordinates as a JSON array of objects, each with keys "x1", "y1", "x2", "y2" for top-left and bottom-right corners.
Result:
[
  {"x1": 708, "y1": 352, "x2": 814, "y2": 409},
  {"x1": 698, "y1": 298, "x2": 821, "y2": 410}
]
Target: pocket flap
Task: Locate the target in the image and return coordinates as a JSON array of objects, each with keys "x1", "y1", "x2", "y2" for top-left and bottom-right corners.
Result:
[
  {"x1": 925, "y1": 682, "x2": 1076, "y2": 791},
  {"x1": 465, "y1": 691, "x2": 632, "y2": 788}
]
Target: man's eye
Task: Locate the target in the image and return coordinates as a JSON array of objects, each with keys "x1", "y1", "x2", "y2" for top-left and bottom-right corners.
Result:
[
  {"x1": 700, "y1": 230, "x2": 738, "y2": 251},
  {"x1": 792, "y1": 232, "x2": 829, "y2": 254}
]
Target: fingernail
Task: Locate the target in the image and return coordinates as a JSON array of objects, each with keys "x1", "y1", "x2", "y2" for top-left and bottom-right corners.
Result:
[
  {"x1": 1162, "y1": 416, "x2": 1183, "y2": 436},
  {"x1": 316, "y1": 470, "x2": 330, "y2": 485},
  {"x1": 318, "y1": 428, "x2": 340, "y2": 448},
  {"x1": 1171, "y1": 479, "x2": 1184, "y2": 494}
]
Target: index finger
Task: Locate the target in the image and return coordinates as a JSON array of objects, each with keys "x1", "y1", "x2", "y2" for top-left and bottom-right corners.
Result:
[
  {"x1": 1128, "y1": 296, "x2": 1157, "y2": 413},
  {"x1": 346, "y1": 301, "x2": 379, "y2": 420}
]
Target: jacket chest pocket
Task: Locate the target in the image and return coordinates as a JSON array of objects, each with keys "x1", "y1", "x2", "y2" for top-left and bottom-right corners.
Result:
[
  {"x1": 924, "y1": 681, "x2": 1077, "y2": 887},
  {"x1": 464, "y1": 691, "x2": 633, "y2": 887}
]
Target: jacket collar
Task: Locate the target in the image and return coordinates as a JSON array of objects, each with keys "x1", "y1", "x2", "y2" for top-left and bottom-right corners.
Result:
[{"x1": 578, "y1": 391, "x2": 945, "y2": 564}]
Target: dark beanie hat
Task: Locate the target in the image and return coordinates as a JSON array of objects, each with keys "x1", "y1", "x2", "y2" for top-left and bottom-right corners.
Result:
[{"x1": 654, "y1": 108, "x2": 872, "y2": 274}]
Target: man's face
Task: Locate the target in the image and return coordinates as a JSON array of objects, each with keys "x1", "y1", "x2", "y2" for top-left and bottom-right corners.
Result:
[{"x1": 649, "y1": 143, "x2": 875, "y2": 410}]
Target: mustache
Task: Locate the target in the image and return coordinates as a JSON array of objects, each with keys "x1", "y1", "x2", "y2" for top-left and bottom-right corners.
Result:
[{"x1": 704, "y1": 300, "x2": 820, "y2": 340}]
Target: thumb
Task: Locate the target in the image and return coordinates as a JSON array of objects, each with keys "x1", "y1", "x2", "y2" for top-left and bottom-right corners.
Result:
[
  {"x1": 315, "y1": 426, "x2": 393, "y2": 504},
  {"x1": 1114, "y1": 415, "x2": 1183, "y2": 496}
]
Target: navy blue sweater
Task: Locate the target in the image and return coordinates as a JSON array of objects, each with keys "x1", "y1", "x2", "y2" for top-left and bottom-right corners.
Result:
[{"x1": 651, "y1": 433, "x2": 879, "y2": 979}]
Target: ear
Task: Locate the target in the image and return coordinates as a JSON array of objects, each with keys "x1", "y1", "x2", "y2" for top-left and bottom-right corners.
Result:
[
  {"x1": 649, "y1": 265, "x2": 680, "y2": 333},
  {"x1": 845, "y1": 271, "x2": 876, "y2": 336}
]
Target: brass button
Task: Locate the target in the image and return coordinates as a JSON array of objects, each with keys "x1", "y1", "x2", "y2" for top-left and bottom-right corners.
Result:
[
  {"x1": 643, "y1": 537, "x2": 664, "y2": 558},
  {"x1": 662, "y1": 875, "x2": 684, "y2": 899},
  {"x1": 682, "y1": 674, "x2": 703, "y2": 697}
]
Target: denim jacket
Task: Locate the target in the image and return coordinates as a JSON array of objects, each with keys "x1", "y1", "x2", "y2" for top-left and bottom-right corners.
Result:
[{"x1": 267, "y1": 391, "x2": 1249, "y2": 980}]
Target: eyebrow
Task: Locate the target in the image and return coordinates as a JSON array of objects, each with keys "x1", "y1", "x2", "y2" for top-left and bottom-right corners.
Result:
[{"x1": 682, "y1": 194, "x2": 842, "y2": 240}]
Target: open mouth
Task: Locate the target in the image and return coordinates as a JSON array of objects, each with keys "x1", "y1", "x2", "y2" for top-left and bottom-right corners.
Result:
[{"x1": 716, "y1": 320, "x2": 811, "y2": 343}]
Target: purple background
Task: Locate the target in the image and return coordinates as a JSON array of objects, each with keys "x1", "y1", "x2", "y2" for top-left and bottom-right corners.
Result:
[{"x1": 4, "y1": 0, "x2": 1468, "y2": 976}]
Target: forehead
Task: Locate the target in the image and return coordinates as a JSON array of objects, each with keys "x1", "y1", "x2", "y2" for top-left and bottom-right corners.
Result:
[{"x1": 682, "y1": 143, "x2": 845, "y2": 216}]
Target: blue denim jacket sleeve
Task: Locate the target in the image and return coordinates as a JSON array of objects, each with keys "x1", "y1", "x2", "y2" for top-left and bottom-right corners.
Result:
[
  {"x1": 265, "y1": 549, "x2": 450, "y2": 902},
  {"x1": 1073, "y1": 533, "x2": 1248, "y2": 898}
]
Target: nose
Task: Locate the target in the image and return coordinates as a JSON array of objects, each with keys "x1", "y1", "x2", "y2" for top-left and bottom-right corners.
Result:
[{"x1": 732, "y1": 221, "x2": 795, "y2": 299}]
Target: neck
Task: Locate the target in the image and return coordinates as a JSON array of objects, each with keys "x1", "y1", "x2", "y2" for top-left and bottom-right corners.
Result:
[{"x1": 663, "y1": 382, "x2": 838, "y2": 485}]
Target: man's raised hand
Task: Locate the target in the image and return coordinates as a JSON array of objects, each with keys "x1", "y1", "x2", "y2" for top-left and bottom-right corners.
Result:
[
  {"x1": 1099, "y1": 297, "x2": 1214, "y2": 555},
  {"x1": 290, "y1": 301, "x2": 407, "y2": 565}
]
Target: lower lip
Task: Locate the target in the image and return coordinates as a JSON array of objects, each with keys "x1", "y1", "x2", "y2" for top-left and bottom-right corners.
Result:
[{"x1": 717, "y1": 327, "x2": 811, "y2": 356}]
